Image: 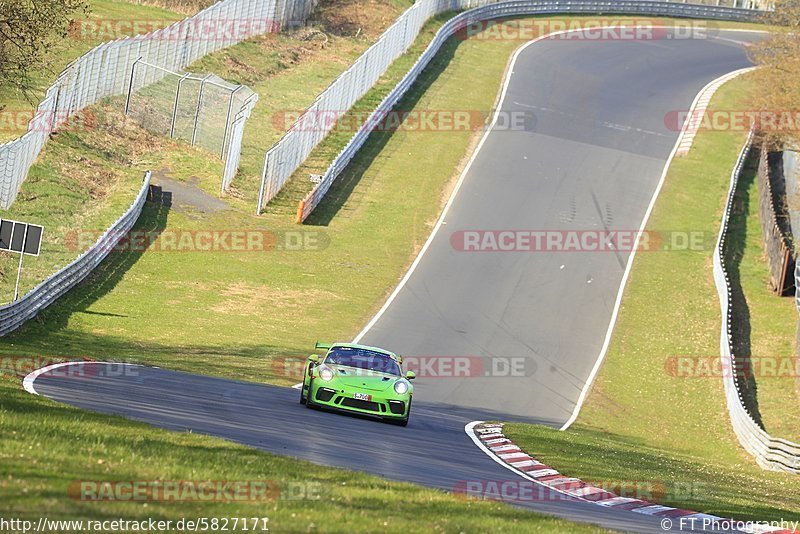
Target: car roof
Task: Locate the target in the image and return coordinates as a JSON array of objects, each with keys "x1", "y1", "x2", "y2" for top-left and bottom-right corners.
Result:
[{"x1": 328, "y1": 343, "x2": 399, "y2": 359}]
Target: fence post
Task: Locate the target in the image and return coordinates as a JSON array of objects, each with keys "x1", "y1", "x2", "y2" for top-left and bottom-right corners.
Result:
[
  {"x1": 171, "y1": 72, "x2": 192, "y2": 139},
  {"x1": 191, "y1": 74, "x2": 213, "y2": 146},
  {"x1": 221, "y1": 85, "x2": 244, "y2": 159},
  {"x1": 124, "y1": 56, "x2": 144, "y2": 115}
]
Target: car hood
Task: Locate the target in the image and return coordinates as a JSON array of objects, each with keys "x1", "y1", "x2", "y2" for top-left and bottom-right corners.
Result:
[{"x1": 327, "y1": 366, "x2": 400, "y2": 392}]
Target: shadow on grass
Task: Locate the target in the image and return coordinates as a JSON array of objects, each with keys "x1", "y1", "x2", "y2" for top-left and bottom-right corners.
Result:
[
  {"x1": 303, "y1": 33, "x2": 461, "y2": 226},
  {"x1": 724, "y1": 149, "x2": 762, "y2": 427},
  {"x1": 3, "y1": 196, "x2": 170, "y2": 342}
]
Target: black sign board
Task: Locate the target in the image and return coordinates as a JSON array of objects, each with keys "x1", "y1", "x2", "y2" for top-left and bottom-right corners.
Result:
[{"x1": 0, "y1": 219, "x2": 43, "y2": 256}]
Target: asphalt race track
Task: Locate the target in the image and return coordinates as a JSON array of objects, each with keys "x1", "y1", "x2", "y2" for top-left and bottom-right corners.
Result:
[
  {"x1": 34, "y1": 363, "x2": 738, "y2": 533},
  {"x1": 358, "y1": 28, "x2": 759, "y2": 426},
  {"x1": 31, "y1": 29, "x2": 759, "y2": 532}
]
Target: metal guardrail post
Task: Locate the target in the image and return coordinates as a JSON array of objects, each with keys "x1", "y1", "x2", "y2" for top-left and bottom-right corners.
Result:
[{"x1": 221, "y1": 85, "x2": 244, "y2": 159}]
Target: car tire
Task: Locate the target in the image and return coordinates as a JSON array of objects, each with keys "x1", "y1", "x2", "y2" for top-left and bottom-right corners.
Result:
[
  {"x1": 299, "y1": 383, "x2": 307, "y2": 405},
  {"x1": 389, "y1": 400, "x2": 410, "y2": 426},
  {"x1": 306, "y1": 387, "x2": 317, "y2": 409}
]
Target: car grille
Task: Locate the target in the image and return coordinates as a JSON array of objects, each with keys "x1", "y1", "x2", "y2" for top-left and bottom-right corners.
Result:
[
  {"x1": 388, "y1": 400, "x2": 405, "y2": 415},
  {"x1": 340, "y1": 397, "x2": 381, "y2": 412},
  {"x1": 315, "y1": 388, "x2": 335, "y2": 402}
]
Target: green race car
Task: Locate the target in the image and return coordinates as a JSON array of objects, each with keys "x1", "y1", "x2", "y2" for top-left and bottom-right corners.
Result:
[{"x1": 300, "y1": 342, "x2": 415, "y2": 426}]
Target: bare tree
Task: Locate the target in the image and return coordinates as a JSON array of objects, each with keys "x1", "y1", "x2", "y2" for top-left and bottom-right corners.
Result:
[
  {"x1": 749, "y1": 0, "x2": 800, "y2": 148},
  {"x1": 0, "y1": 0, "x2": 89, "y2": 107}
]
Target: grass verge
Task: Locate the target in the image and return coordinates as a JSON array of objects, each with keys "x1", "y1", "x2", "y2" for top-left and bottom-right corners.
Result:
[
  {"x1": 0, "y1": 380, "x2": 604, "y2": 533},
  {"x1": 503, "y1": 73, "x2": 800, "y2": 523},
  {"x1": 0, "y1": 15, "x2": 783, "y2": 530}
]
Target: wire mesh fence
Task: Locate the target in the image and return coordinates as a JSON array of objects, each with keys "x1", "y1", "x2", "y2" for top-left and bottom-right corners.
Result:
[
  {"x1": 257, "y1": 0, "x2": 768, "y2": 215},
  {"x1": 0, "y1": 0, "x2": 316, "y2": 210},
  {"x1": 125, "y1": 60, "x2": 258, "y2": 191},
  {"x1": 257, "y1": 0, "x2": 461, "y2": 212}
]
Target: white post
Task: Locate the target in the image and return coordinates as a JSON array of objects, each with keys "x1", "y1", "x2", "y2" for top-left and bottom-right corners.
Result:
[{"x1": 13, "y1": 226, "x2": 28, "y2": 301}]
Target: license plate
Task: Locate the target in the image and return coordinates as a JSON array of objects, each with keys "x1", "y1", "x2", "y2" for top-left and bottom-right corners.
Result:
[{"x1": 353, "y1": 392, "x2": 372, "y2": 401}]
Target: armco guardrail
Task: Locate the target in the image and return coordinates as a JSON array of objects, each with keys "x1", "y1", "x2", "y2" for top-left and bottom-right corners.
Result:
[
  {"x1": 0, "y1": 172, "x2": 152, "y2": 337},
  {"x1": 294, "y1": 0, "x2": 763, "y2": 222},
  {"x1": 257, "y1": 0, "x2": 463, "y2": 212},
  {"x1": 0, "y1": 0, "x2": 315, "y2": 210},
  {"x1": 714, "y1": 131, "x2": 800, "y2": 474}
]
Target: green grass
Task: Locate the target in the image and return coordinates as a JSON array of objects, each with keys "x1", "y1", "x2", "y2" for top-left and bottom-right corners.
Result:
[
  {"x1": 0, "y1": 381, "x2": 605, "y2": 533},
  {"x1": 503, "y1": 73, "x2": 800, "y2": 522}
]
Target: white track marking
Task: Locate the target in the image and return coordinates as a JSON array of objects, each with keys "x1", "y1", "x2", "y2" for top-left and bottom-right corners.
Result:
[
  {"x1": 23, "y1": 362, "x2": 79, "y2": 395},
  {"x1": 352, "y1": 32, "x2": 552, "y2": 343},
  {"x1": 464, "y1": 421, "x2": 594, "y2": 503},
  {"x1": 23, "y1": 361, "x2": 140, "y2": 395},
  {"x1": 560, "y1": 66, "x2": 758, "y2": 431},
  {"x1": 676, "y1": 67, "x2": 756, "y2": 156},
  {"x1": 466, "y1": 422, "x2": 795, "y2": 533}
]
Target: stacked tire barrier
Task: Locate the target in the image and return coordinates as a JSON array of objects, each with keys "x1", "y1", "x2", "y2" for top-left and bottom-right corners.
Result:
[
  {"x1": 0, "y1": 172, "x2": 152, "y2": 337},
  {"x1": 713, "y1": 132, "x2": 800, "y2": 473},
  {"x1": 291, "y1": 0, "x2": 762, "y2": 222},
  {"x1": 0, "y1": 0, "x2": 315, "y2": 210}
]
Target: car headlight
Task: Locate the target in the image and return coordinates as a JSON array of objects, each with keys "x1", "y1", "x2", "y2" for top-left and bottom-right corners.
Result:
[
  {"x1": 393, "y1": 379, "x2": 409, "y2": 395},
  {"x1": 318, "y1": 365, "x2": 334, "y2": 381}
]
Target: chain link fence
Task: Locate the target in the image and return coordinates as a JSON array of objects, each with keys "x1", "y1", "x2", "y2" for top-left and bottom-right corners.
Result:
[
  {"x1": 0, "y1": 0, "x2": 316, "y2": 210},
  {"x1": 125, "y1": 60, "x2": 258, "y2": 193},
  {"x1": 257, "y1": 0, "x2": 462, "y2": 212}
]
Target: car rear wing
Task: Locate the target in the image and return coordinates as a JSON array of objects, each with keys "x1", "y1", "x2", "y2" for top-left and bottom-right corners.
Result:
[{"x1": 315, "y1": 341, "x2": 332, "y2": 351}]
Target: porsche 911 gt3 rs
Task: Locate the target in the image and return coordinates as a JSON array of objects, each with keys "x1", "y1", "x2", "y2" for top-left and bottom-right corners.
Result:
[{"x1": 300, "y1": 342, "x2": 415, "y2": 426}]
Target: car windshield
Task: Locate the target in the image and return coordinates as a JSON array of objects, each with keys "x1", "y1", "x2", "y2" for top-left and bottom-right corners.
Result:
[{"x1": 325, "y1": 346, "x2": 401, "y2": 376}]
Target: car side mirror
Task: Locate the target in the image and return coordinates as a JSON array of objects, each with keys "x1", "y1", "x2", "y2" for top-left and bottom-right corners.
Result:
[
  {"x1": 406, "y1": 371, "x2": 416, "y2": 380},
  {"x1": 308, "y1": 354, "x2": 319, "y2": 364}
]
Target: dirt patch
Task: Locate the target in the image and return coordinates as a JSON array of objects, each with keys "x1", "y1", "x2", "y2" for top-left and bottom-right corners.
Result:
[
  {"x1": 315, "y1": 0, "x2": 404, "y2": 40},
  {"x1": 126, "y1": 0, "x2": 216, "y2": 15},
  {"x1": 211, "y1": 282, "x2": 341, "y2": 315}
]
